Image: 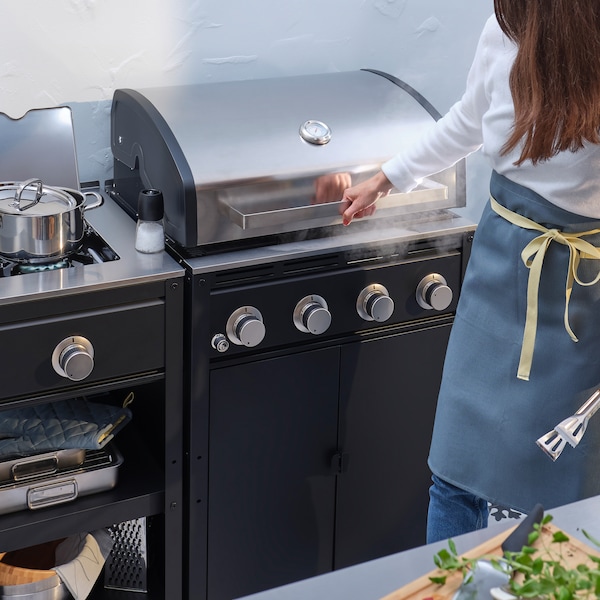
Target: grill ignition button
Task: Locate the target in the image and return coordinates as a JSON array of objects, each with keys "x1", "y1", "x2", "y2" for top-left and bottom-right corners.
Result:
[{"x1": 211, "y1": 333, "x2": 230, "y2": 353}]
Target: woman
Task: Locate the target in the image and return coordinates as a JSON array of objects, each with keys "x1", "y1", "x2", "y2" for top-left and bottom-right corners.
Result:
[{"x1": 342, "y1": 0, "x2": 600, "y2": 543}]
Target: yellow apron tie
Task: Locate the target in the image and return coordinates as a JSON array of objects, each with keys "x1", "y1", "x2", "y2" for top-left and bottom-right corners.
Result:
[{"x1": 490, "y1": 195, "x2": 600, "y2": 381}]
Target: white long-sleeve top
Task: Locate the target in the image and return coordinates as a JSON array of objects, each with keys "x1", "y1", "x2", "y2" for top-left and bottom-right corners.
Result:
[{"x1": 382, "y1": 14, "x2": 600, "y2": 219}]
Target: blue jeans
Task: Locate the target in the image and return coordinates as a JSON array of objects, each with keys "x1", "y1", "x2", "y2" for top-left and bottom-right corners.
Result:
[{"x1": 426, "y1": 474, "x2": 489, "y2": 543}]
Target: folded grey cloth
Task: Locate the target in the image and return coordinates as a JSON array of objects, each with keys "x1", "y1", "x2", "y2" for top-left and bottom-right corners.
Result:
[{"x1": 0, "y1": 396, "x2": 132, "y2": 457}]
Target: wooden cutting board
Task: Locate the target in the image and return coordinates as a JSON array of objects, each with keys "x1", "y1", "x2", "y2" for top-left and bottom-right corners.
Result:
[{"x1": 381, "y1": 523, "x2": 600, "y2": 600}]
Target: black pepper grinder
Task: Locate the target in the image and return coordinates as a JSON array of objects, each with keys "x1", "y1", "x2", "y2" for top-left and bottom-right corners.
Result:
[{"x1": 135, "y1": 189, "x2": 165, "y2": 253}]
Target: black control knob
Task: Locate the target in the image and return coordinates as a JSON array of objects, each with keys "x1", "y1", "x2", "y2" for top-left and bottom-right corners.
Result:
[
  {"x1": 293, "y1": 295, "x2": 332, "y2": 335},
  {"x1": 416, "y1": 274, "x2": 453, "y2": 311},
  {"x1": 357, "y1": 284, "x2": 394, "y2": 322}
]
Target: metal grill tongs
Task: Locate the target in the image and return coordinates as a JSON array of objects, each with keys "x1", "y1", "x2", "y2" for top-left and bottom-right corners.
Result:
[{"x1": 536, "y1": 388, "x2": 600, "y2": 461}]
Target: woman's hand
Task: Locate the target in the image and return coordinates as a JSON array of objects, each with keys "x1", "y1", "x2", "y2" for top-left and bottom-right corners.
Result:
[{"x1": 341, "y1": 171, "x2": 394, "y2": 226}]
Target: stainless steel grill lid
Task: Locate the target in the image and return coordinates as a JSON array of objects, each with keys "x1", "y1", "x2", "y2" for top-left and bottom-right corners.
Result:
[{"x1": 110, "y1": 69, "x2": 465, "y2": 248}]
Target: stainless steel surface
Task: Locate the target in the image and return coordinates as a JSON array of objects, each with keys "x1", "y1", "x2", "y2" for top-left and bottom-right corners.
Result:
[
  {"x1": 111, "y1": 70, "x2": 466, "y2": 247},
  {"x1": 555, "y1": 388, "x2": 600, "y2": 446},
  {"x1": 293, "y1": 294, "x2": 331, "y2": 335},
  {"x1": 416, "y1": 273, "x2": 453, "y2": 311},
  {"x1": 211, "y1": 333, "x2": 230, "y2": 353},
  {"x1": 0, "y1": 107, "x2": 80, "y2": 190},
  {"x1": 0, "y1": 446, "x2": 123, "y2": 515},
  {"x1": 0, "y1": 181, "x2": 103, "y2": 261},
  {"x1": 51, "y1": 336, "x2": 95, "y2": 381},
  {"x1": 122, "y1": 71, "x2": 440, "y2": 188},
  {"x1": 219, "y1": 177, "x2": 449, "y2": 231},
  {"x1": 537, "y1": 387, "x2": 600, "y2": 460},
  {"x1": 184, "y1": 211, "x2": 475, "y2": 275},
  {"x1": 27, "y1": 479, "x2": 78, "y2": 509},
  {"x1": 225, "y1": 306, "x2": 266, "y2": 347},
  {"x1": 0, "y1": 449, "x2": 86, "y2": 483},
  {"x1": 0, "y1": 189, "x2": 183, "y2": 305},
  {"x1": 4, "y1": 179, "x2": 74, "y2": 212},
  {"x1": 356, "y1": 284, "x2": 394, "y2": 322},
  {"x1": 0, "y1": 575, "x2": 68, "y2": 600},
  {"x1": 536, "y1": 428, "x2": 568, "y2": 462}
]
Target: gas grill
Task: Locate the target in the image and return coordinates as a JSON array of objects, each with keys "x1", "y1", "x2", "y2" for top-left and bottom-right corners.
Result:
[{"x1": 109, "y1": 69, "x2": 476, "y2": 600}]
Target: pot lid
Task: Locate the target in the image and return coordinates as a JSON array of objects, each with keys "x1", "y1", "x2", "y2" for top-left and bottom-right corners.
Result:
[{"x1": 0, "y1": 179, "x2": 77, "y2": 216}]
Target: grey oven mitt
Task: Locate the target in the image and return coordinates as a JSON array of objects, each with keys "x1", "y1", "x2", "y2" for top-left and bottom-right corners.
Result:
[{"x1": 0, "y1": 395, "x2": 133, "y2": 457}]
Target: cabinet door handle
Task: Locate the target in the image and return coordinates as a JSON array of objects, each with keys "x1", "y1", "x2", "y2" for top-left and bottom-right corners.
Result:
[{"x1": 330, "y1": 451, "x2": 350, "y2": 475}]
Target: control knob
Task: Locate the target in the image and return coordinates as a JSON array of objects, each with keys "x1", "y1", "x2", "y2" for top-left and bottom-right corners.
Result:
[
  {"x1": 357, "y1": 284, "x2": 394, "y2": 322},
  {"x1": 226, "y1": 306, "x2": 266, "y2": 347},
  {"x1": 416, "y1": 274, "x2": 453, "y2": 311},
  {"x1": 52, "y1": 336, "x2": 95, "y2": 381},
  {"x1": 293, "y1": 295, "x2": 332, "y2": 335}
]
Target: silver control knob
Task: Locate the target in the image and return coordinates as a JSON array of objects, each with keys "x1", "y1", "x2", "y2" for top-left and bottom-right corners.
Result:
[
  {"x1": 357, "y1": 284, "x2": 394, "y2": 322},
  {"x1": 226, "y1": 306, "x2": 266, "y2": 347},
  {"x1": 293, "y1": 295, "x2": 332, "y2": 335},
  {"x1": 211, "y1": 333, "x2": 230, "y2": 353},
  {"x1": 51, "y1": 336, "x2": 95, "y2": 381},
  {"x1": 416, "y1": 274, "x2": 453, "y2": 311}
]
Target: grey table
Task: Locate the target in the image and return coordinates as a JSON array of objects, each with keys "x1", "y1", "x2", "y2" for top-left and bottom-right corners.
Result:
[{"x1": 237, "y1": 495, "x2": 600, "y2": 600}]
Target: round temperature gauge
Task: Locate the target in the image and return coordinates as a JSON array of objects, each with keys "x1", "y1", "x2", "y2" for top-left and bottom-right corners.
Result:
[{"x1": 299, "y1": 120, "x2": 332, "y2": 145}]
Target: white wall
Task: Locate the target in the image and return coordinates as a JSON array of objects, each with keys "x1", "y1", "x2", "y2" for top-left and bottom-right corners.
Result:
[{"x1": 1, "y1": 0, "x2": 492, "y2": 221}]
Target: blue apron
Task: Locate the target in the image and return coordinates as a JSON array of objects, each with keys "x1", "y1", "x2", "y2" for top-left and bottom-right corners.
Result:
[{"x1": 428, "y1": 171, "x2": 600, "y2": 512}]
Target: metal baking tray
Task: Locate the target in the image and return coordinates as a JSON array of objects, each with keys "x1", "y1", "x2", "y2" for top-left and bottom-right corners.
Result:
[
  {"x1": 0, "y1": 444, "x2": 122, "y2": 515},
  {"x1": 0, "y1": 449, "x2": 86, "y2": 483}
]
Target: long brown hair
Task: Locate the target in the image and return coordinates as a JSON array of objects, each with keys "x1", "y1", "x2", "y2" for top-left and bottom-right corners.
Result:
[{"x1": 494, "y1": 0, "x2": 600, "y2": 164}]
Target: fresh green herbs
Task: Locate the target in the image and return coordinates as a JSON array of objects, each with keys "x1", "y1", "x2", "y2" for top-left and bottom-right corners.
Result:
[
  {"x1": 430, "y1": 515, "x2": 600, "y2": 599},
  {"x1": 430, "y1": 537, "x2": 473, "y2": 585}
]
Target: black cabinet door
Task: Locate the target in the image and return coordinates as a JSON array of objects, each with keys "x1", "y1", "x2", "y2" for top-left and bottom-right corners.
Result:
[
  {"x1": 335, "y1": 321, "x2": 452, "y2": 569},
  {"x1": 208, "y1": 347, "x2": 339, "y2": 600}
]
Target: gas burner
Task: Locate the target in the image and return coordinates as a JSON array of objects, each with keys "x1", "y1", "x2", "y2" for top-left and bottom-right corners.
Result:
[
  {"x1": 16, "y1": 260, "x2": 70, "y2": 275},
  {"x1": 0, "y1": 226, "x2": 120, "y2": 278}
]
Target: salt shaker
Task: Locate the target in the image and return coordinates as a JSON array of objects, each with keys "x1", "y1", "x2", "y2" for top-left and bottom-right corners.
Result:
[{"x1": 135, "y1": 189, "x2": 165, "y2": 253}]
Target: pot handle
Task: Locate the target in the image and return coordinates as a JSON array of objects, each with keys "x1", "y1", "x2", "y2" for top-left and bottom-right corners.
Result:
[
  {"x1": 13, "y1": 178, "x2": 43, "y2": 211},
  {"x1": 82, "y1": 191, "x2": 104, "y2": 211}
]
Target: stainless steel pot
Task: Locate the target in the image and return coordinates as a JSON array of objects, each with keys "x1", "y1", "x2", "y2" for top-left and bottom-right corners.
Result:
[
  {"x1": 0, "y1": 178, "x2": 103, "y2": 262},
  {"x1": 0, "y1": 575, "x2": 68, "y2": 599}
]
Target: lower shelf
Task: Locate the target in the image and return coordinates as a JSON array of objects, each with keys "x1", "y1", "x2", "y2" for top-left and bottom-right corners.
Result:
[{"x1": 0, "y1": 429, "x2": 164, "y2": 551}]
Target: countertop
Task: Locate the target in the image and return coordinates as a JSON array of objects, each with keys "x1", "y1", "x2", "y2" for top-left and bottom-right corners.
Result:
[
  {"x1": 0, "y1": 188, "x2": 184, "y2": 306},
  {"x1": 237, "y1": 494, "x2": 600, "y2": 600},
  {"x1": 183, "y1": 209, "x2": 476, "y2": 275}
]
